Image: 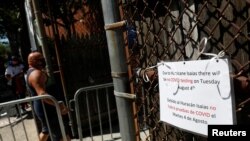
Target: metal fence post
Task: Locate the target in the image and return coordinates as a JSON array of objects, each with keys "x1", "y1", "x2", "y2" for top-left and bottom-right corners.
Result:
[
  {"x1": 31, "y1": 0, "x2": 55, "y2": 83},
  {"x1": 101, "y1": 1, "x2": 136, "y2": 141}
]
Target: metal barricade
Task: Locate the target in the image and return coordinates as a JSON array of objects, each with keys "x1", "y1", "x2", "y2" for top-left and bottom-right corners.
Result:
[
  {"x1": 69, "y1": 83, "x2": 119, "y2": 141},
  {"x1": 0, "y1": 95, "x2": 67, "y2": 141}
]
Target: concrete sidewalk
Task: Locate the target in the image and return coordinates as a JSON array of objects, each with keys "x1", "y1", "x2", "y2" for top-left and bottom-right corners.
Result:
[
  {"x1": 1, "y1": 106, "x2": 148, "y2": 141},
  {"x1": 0, "y1": 106, "x2": 122, "y2": 141},
  {"x1": 0, "y1": 106, "x2": 39, "y2": 141}
]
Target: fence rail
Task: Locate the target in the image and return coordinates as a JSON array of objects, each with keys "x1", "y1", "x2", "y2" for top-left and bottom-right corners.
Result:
[
  {"x1": 0, "y1": 95, "x2": 67, "y2": 141},
  {"x1": 69, "y1": 83, "x2": 120, "y2": 141}
]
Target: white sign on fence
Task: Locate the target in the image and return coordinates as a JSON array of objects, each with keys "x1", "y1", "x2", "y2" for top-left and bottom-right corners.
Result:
[{"x1": 158, "y1": 58, "x2": 235, "y2": 136}]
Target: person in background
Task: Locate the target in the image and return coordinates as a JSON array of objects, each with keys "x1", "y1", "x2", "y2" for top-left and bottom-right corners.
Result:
[
  {"x1": 26, "y1": 51, "x2": 71, "y2": 141},
  {"x1": 5, "y1": 55, "x2": 27, "y2": 118}
]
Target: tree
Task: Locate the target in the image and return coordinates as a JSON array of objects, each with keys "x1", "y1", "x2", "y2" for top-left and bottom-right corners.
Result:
[
  {"x1": 0, "y1": 0, "x2": 31, "y2": 62},
  {"x1": 0, "y1": 44, "x2": 10, "y2": 59}
]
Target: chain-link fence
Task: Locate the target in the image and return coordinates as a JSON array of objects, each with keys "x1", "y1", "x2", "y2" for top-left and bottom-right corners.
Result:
[
  {"x1": 34, "y1": 0, "x2": 250, "y2": 140},
  {"x1": 119, "y1": 0, "x2": 250, "y2": 140}
]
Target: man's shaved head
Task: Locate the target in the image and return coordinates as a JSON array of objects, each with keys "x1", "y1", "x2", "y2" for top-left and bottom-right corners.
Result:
[{"x1": 28, "y1": 52, "x2": 46, "y2": 69}]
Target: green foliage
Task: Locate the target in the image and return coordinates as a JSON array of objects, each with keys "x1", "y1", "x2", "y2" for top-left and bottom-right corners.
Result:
[
  {"x1": 0, "y1": 0, "x2": 24, "y2": 56},
  {"x1": 0, "y1": 44, "x2": 10, "y2": 58},
  {"x1": 0, "y1": 0, "x2": 21, "y2": 34}
]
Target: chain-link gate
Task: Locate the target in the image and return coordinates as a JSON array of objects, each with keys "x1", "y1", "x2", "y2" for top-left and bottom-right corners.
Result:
[
  {"x1": 118, "y1": 0, "x2": 250, "y2": 141},
  {"x1": 36, "y1": 1, "x2": 113, "y2": 138}
]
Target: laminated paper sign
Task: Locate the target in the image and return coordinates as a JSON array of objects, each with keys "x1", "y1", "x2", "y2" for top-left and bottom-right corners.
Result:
[{"x1": 158, "y1": 58, "x2": 235, "y2": 136}]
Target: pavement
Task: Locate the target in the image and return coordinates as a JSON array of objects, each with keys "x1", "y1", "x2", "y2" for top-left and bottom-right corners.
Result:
[
  {"x1": 0, "y1": 106, "x2": 39, "y2": 141},
  {"x1": 0, "y1": 102, "x2": 147, "y2": 141},
  {"x1": 0, "y1": 106, "x2": 123, "y2": 141}
]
